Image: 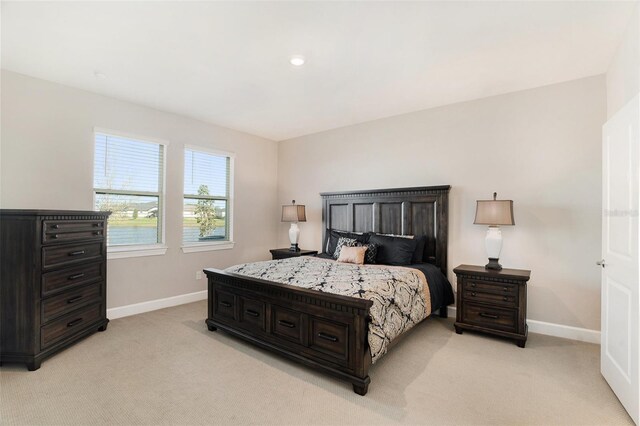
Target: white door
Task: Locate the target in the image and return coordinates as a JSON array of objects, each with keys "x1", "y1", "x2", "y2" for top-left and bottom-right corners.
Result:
[{"x1": 602, "y1": 94, "x2": 639, "y2": 425}]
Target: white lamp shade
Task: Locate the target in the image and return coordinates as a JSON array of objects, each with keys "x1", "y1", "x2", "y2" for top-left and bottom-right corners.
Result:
[
  {"x1": 474, "y1": 199, "x2": 514, "y2": 226},
  {"x1": 282, "y1": 204, "x2": 306, "y2": 222}
]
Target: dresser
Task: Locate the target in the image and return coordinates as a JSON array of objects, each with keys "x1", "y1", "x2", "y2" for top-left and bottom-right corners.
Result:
[
  {"x1": 453, "y1": 264, "x2": 531, "y2": 348},
  {"x1": 269, "y1": 248, "x2": 318, "y2": 260},
  {"x1": 0, "y1": 210, "x2": 110, "y2": 370}
]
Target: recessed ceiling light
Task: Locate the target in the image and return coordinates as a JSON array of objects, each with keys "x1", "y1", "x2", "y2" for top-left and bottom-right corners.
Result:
[
  {"x1": 94, "y1": 71, "x2": 106, "y2": 79},
  {"x1": 290, "y1": 55, "x2": 305, "y2": 66}
]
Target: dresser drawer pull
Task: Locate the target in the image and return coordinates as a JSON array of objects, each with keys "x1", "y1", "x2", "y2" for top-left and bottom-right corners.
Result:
[
  {"x1": 471, "y1": 283, "x2": 476, "y2": 288},
  {"x1": 278, "y1": 320, "x2": 295, "y2": 328},
  {"x1": 479, "y1": 312, "x2": 499, "y2": 319},
  {"x1": 67, "y1": 318, "x2": 83, "y2": 327},
  {"x1": 245, "y1": 309, "x2": 260, "y2": 317},
  {"x1": 67, "y1": 295, "x2": 84, "y2": 304},
  {"x1": 68, "y1": 250, "x2": 85, "y2": 257},
  {"x1": 68, "y1": 273, "x2": 85, "y2": 280},
  {"x1": 317, "y1": 332, "x2": 338, "y2": 342},
  {"x1": 93, "y1": 223, "x2": 102, "y2": 228},
  {"x1": 220, "y1": 301, "x2": 232, "y2": 308},
  {"x1": 50, "y1": 234, "x2": 59, "y2": 239},
  {"x1": 471, "y1": 292, "x2": 476, "y2": 297},
  {"x1": 52, "y1": 224, "x2": 60, "y2": 229},
  {"x1": 93, "y1": 231, "x2": 102, "y2": 236},
  {"x1": 503, "y1": 287, "x2": 508, "y2": 292},
  {"x1": 503, "y1": 297, "x2": 508, "y2": 301}
]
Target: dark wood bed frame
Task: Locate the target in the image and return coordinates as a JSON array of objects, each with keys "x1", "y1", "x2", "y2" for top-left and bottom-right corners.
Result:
[{"x1": 204, "y1": 185, "x2": 451, "y2": 395}]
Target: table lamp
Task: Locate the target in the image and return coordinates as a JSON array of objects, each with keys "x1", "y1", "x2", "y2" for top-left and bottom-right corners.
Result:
[
  {"x1": 474, "y1": 192, "x2": 515, "y2": 270},
  {"x1": 282, "y1": 200, "x2": 306, "y2": 251}
]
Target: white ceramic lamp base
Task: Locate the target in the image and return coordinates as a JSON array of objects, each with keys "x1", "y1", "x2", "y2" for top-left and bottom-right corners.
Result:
[
  {"x1": 485, "y1": 226, "x2": 503, "y2": 270},
  {"x1": 289, "y1": 223, "x2": 300, "y2": 251}
]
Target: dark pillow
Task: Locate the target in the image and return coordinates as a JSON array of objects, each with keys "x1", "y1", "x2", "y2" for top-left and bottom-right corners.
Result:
[
  {"x1": 357, "y1": 242, "x2": 378, "y2": 264},
  {"x1": 369, "y1": 234, "x2": 417, "y2": 266},
  {"x1": 411, "y1": 235, "x2": 427, "y2": 263},
  {"x1": 333, "y1": 237, "x2": 357, "y2": 259},
  {"x1": 324, "y1": 230, "x2": 369, "y2": 256}
]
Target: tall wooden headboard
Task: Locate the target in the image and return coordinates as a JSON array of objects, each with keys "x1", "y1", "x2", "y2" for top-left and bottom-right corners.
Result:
[{"x1": 320, "y1": 185, "x2": 451, "y2": 274}]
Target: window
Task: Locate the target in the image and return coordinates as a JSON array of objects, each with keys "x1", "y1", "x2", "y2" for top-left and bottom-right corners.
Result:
[
  {"x1": 183, "y1": 146, "x2": 234, "y2": 251},
  {"x1": 93, "y1": 130, "x2": 166, "y2": 256}
]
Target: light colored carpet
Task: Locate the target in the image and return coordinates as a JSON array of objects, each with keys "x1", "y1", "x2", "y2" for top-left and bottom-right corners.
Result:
[{"x1": 0, "y1": 300, "x2": 632, "y2": 425}]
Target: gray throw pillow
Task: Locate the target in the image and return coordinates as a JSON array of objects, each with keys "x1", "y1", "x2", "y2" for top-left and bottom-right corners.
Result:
[
  {"x1": 357, "y1": 242, "x2": 379, "y2": 264},
  {"x1": 333, "y1": 237, "x2": 357, "y2": 259}
]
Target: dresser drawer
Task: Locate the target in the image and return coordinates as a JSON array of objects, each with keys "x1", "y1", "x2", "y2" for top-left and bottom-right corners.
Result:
[
  {"x1": 238, "y1": 297, "x2": 266, "y2": 332},
  {"x1": 309, "y1": 317, "x2": 348, "y2": 362},
  {"x1": 463, "y1": 279, "x2": 517, "y2": 295},
  {"x1": 42, "y1": 262, "x2": 104, "y2": 296},
  {"x1": 462, "y1": 303, "x2": 517, "y2": 332},
  {"x1": 41, "y1": 302, "x2": 103, "y2": 349},
  {"x1": 214, "y1": 290, "x2": 237, "y2": 321},
  {"x1": 42, "y1": 220, "x2": 105, "y2": 245},
  {"x1": 463, "y1": 290, "x2": 517, "y2": 307},
  {"x1": 271, "y1": 306, "x2": 303, "y2": 343},
  {"x1": 43, "y1": 229, "x2": 104, "y2": 244},
  {"x1": 42, "y1": 242, "x2": 104, "y2": 270},
  {"x1": 42, "y1": 282, "x2": 102, "y2": 324}
]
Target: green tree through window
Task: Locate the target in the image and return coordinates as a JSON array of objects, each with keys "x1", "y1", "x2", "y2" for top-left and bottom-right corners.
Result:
[{"x1": 194, "y1": 185, "x2": 217, "y2": 238}]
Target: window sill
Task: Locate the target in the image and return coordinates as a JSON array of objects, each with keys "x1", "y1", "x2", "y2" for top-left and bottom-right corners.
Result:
[
  {"x1": 181, "y1": 241, "x2": 235, "y2": 253},
  {"x1": 108, "y1": 244, "x2": 168, "y2": 260}
]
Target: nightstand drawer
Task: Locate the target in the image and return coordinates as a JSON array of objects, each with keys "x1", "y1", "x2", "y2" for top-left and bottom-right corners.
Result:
[
  {"x1": 272, "y1": 252, "x2": 294, "y2": 260},
  {"x1": 463, "y1": 279, "x2": 517, "y2": 295},
  {"x1": 463, "y1": 290, "x2": 517, "y2": 307},
  {"x1": 462, "y1": 303, "x2": 517, "y2": 332},
  {"x1": 270, "y1": 248, "x2": 318, "y2": 260}
]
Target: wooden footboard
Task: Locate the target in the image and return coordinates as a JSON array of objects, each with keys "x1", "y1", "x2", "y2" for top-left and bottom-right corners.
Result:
[{"x1": 204, "y1": 268, "x2": 374, "y2": 395}]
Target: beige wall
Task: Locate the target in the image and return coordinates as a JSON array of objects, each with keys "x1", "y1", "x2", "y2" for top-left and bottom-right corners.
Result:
[
  {"x1": 278, "y1": 76, "x2": 606, "y2": 331},
  {"x1": 1, "y1": 70, "x2": 279, "y2": 309},
  {"x1": 607, "y1": 3, "x2": 640, "y2": 118},
  {"x1": 0, "y1": 69, "x2": 608, "y2": 331}
]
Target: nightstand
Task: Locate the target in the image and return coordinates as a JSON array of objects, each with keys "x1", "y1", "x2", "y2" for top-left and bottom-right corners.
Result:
[
  {"x1": 453, "y1": 264, "x2": 531, "y2": 348},
  {"x1": 270, "y1": 248, "x2": 318, "y2": 260}
]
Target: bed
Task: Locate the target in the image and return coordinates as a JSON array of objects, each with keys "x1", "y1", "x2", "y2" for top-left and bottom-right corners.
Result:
[{"x1": 204, "y1": 185, "x2": 453, "y2": 395}]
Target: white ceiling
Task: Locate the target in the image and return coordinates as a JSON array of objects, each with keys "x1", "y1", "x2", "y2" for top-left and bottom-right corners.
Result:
[{"x1": 1, "y1": 1, "x2": 636, "y2": 141}]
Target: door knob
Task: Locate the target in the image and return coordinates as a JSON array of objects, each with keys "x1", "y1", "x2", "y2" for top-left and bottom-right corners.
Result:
[{"x1": 596, "y1": 259, "x2": 606, "y2": 268}]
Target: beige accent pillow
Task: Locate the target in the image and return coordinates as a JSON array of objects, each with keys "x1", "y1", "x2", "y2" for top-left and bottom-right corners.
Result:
[{"x1": 337, "y1": 246, "x2": 367, "y2": 265}]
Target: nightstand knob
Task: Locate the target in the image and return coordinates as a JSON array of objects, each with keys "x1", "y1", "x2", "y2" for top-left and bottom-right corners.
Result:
[
  {"x1": 471, "y1": 283, "x2": 476, "y2": 288},
  {"x1": 503, "y1": 297, "x2": 508, "y2": 301},
  {"x1": 471, "y1": 292, "x2": 476, "y2": 297},
  {"x1": 503, "y1": 287, "x2": 508, "y2": 291}
]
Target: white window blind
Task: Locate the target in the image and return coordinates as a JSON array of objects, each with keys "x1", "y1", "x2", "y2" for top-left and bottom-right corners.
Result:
[
  {"x1": 93, "y1": 131, "x2": 165, "y2": 247},
  {"x1": 183, "y1": 147, "x2": 232, "y2": 244}
]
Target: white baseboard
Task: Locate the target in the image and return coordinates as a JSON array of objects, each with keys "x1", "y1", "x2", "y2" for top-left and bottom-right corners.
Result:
[
  {"x1": 446, "y1": 306, "x2": 600, "y2": 344},
  {"x1": 107, "y1": 295, "x2": 601, "y2": 344},
  {"x1": 107, "y1": 290, "x2": 207, "y2": 320}
]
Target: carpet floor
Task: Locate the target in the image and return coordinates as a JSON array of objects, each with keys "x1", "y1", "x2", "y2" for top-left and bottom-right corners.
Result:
[{"x1": 0, "y1": 300, "x2": 633, "y2": 425}]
